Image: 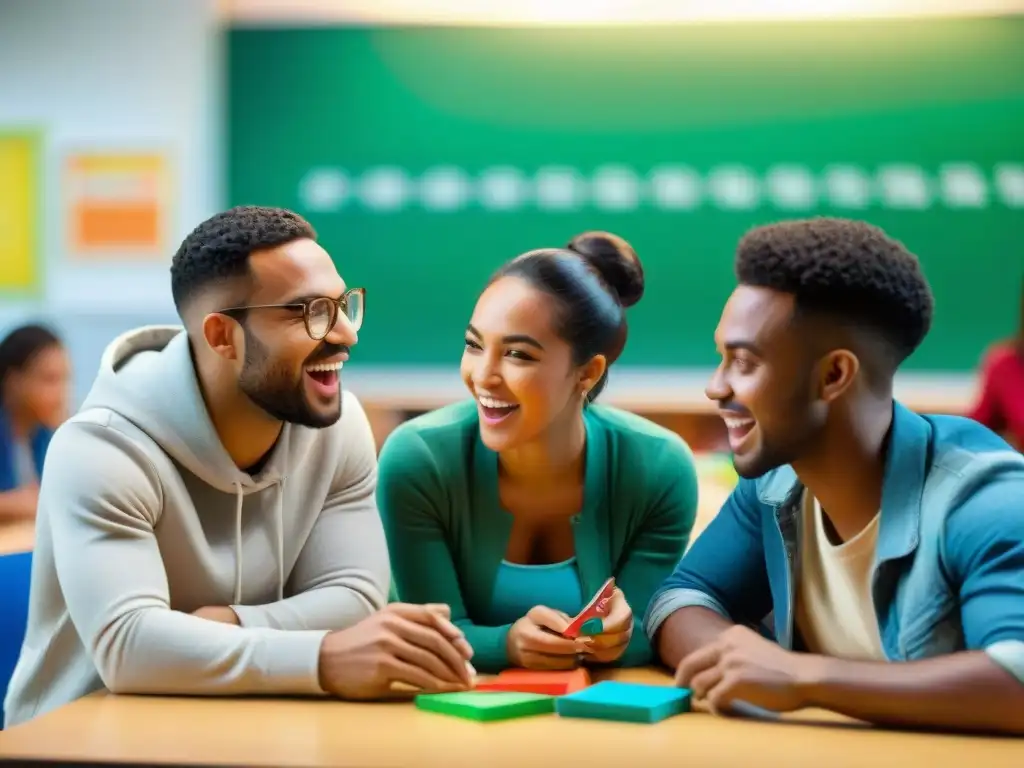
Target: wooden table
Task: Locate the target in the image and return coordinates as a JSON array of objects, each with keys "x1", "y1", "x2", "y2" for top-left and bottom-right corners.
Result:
[
  {"x1": 345, "y1": 367, "x2": 979, "y2": 452},
  {"x1": 343, "y1": 367, "x2": 978, "y2": 415},
  {"x1": 1, "y1": 668, "x2": 1020, "y2": 767},
  {"x1": 0, "y1": 520, "x2": 34, "y2": 556}
]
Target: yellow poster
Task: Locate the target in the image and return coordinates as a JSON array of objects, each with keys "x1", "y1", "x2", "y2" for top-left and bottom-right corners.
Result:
[
  {"x1": 0, "y1": 132, "x2": 39, "y2": 293},
  {"x1": 65, "y1": 152, "x2": 171, "y2": 260}
]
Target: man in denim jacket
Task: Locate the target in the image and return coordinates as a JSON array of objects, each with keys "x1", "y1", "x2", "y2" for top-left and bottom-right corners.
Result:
[{"x1": 646, "y1": 218, "x2": 1024, "y2": 734}]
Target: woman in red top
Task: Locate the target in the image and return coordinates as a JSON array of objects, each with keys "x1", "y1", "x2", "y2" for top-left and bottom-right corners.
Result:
[{"x1": 968, "y1": 278, "x2": 1024, "y2": 450}]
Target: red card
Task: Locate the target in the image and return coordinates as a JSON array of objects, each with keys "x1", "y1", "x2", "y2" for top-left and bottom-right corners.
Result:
[
  {"x1": 475, "y1": 668, "x2": 591, "y2": 696},
  {"x1": 562, "y1": 577, "x2": 616, "y2": 638}
]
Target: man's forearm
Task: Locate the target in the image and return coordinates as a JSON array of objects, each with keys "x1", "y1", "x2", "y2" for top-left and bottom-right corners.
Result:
[
  {"x1": 87, "y1": 608, "x2": 328, "y2": 696},
  {"x1": 656, "y1": 606, "x2": 735, "y2": 669},
  {"x1": 799, "y1": 651, "x2": 1024, "y2": 735},
  {"x1": 231, "y1": 585, "x2": 383, "y2": 632}
]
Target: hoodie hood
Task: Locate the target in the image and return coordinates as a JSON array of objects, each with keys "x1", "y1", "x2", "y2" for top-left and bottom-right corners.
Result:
[
  {"x1": 80, "y1": 325, "x2": 319, "y2": 603},
  {"x1": 81, "y1": 325, "x2": 318, "y2": 492}
]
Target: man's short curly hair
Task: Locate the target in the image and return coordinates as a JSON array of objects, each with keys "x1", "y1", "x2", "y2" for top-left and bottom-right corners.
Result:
[
  {"x1": 170, "y1": 206, "x2": 317, "y2": 314},
  {"x1": 735, "y1": 217, "x2": 934, "y2": 369}
]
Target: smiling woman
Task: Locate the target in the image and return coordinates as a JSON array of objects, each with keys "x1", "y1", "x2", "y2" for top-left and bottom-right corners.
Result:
[{"x1": 376, "y1": 232, "x2": 700, "y2": 674}]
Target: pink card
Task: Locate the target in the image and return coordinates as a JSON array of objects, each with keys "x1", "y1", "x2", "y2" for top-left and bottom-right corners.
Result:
[{"x1": 562, "y1": 577, "x2": 616, "y2": 638}]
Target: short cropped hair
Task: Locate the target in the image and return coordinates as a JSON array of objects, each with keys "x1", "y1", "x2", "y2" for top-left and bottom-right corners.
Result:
[
  {"x1": 170, "y1": 206, "x2": 316, "y2": 314},
  {"x1": 735, "y1": 217, "x2": 934, "y2": 369}
]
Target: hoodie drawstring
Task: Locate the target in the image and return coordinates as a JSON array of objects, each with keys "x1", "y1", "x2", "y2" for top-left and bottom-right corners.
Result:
[
  {"x1": 231, "y1": 479, "x2": 286, "y2": 605},
  {"x1": 275, "y1": 478, "x2": 285, "y2": 601},
  {"x1": 232, "y1": 482, "x2": 244, "y2": 604}
]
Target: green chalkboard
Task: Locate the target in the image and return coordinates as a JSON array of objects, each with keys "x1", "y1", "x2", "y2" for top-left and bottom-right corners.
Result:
[{"x1": 227, "y1": 18, "x2": 1024, "y2": 371}]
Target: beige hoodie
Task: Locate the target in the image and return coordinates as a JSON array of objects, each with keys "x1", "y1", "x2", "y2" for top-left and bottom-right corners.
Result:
[{"x1": 4, "y1": 326, "x2": 390, "y2": 726}]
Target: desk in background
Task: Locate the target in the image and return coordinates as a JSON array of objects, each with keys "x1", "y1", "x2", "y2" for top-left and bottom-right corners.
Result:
[
  {"x1": 0, "y1": 521, "x2": 33, "y2": 557},
  {"x1": 0, "y1": 667, "x2": 1019, "y2": 767},
  {"x1": 345, "y1": 367, "x2": 979, "y2": 452}
]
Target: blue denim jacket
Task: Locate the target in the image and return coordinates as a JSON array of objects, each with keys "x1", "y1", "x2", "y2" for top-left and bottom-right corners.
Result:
[{"x1": 644, "y1": 402, "x2": 1024, "y2": 684}]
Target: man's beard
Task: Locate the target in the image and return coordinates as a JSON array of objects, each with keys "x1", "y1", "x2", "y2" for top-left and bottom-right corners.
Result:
[{"x1": 237, "y1": 328, "x2": 342, "y2": 428}]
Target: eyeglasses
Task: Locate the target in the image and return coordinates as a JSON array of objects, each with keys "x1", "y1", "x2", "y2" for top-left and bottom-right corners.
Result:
[{"x1": 218, "y1": 287, "x2": 365, "y2": 341}]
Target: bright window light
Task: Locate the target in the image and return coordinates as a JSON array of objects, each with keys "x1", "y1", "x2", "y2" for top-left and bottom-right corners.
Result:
[{"x1": 225, "y1": 0, "x2": 1024, "y2": 25}]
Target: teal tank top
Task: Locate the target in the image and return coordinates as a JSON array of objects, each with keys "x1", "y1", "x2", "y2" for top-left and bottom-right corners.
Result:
[{"x1": 481, "y1": 557, "x2": 585, "y2": 626}]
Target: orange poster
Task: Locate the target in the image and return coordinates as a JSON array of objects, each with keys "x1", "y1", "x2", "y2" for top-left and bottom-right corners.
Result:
[{"x1": 65, "y1": 152, "x2": 171, "y2": 260}]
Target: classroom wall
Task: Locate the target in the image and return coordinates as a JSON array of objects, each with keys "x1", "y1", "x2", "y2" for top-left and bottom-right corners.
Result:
[{"x1": 0, "y1": 0, "x2": 220, "y2": 405}]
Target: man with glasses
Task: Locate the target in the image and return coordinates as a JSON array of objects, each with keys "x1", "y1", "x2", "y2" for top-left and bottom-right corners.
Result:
[{"x1": 5, "y1": 206, "x2": 474, "y2": 727}]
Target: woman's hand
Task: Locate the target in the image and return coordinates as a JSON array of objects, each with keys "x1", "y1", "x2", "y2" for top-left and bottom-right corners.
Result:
[
  {"x1": 582, "y1": 588, "x2": 633, "y2": 664},
  {"x1": 508, "y1": 606, "x2": 592, "y2": 669}
]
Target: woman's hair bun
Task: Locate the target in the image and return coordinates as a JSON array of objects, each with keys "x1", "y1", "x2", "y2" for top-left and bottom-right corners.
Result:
[{"x1": 566, "y1": 231, "x2": 645, "y2": 309}]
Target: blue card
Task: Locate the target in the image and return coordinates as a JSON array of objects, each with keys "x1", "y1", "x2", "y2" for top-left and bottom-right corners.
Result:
[{"x1": 554, "y1": 681, "x2": 692, "y2": 724}]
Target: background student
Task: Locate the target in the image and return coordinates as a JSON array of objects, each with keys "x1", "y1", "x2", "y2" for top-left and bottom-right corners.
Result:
[
  {"x1": 0, "y1": 324, "x2": 70, "y2": 520},
  {"x1": 968, "y1": 276, "x2": 1024, "y2": 451}
]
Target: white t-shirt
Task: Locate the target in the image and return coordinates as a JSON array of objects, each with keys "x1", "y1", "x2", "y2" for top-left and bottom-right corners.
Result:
[{"x1": 795, "y1": 491, "x2": 887, "y2": 661}]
